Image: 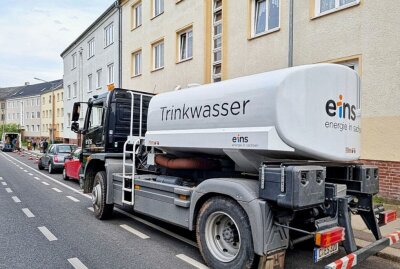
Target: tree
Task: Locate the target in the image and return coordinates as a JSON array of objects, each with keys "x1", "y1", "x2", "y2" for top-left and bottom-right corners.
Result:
[{"x1": 0, "y1": 123, "x2": 19, "y2": 139}]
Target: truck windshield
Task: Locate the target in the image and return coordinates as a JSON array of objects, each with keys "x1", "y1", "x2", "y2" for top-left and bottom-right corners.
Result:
[{"x1": 89, "y1": 105, "x2": 104, "y2": 129}]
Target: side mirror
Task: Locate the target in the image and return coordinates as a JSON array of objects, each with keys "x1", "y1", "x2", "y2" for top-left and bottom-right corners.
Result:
[
  {"x1": 71, "y1": 122, "x2": 79, "y2": 133},
  {"x1": 72, "y1": 103, "x2": 81, "y2": 121}
]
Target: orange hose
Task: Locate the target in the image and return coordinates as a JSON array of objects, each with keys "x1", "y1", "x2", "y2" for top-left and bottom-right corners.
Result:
[{"x1": 155, "y1": 154, "x2": 219, "y2": 170}]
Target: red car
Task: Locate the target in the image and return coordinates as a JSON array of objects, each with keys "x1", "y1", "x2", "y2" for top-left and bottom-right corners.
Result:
[{"x1": 63, "y1": 148, "x2": 82, "y2": 181}]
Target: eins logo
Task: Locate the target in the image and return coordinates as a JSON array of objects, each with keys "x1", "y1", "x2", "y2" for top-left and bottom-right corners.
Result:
[
  {"x1": 325, "y1": 94, "x2": 356, "y2": 121},
  {"x1": 232, "y1": 134, "x2": 248, "y2": 143}
]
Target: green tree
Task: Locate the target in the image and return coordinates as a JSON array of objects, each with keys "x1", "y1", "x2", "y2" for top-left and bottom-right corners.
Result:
[{"x1": 0, "y1": 123, "x2": 19, "y2": 139}]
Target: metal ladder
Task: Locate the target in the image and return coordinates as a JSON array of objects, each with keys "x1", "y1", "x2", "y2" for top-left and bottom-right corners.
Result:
[{"x1": 122, "y1": 92, "x2": 144, "y2": 205}]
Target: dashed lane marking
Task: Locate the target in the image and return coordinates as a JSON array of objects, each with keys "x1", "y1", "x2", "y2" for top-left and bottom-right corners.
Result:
[
  {"x1": 67, "y1": 258, "x2": 88, "y2": 269},
  {"x1": 5, "y1": 188, "x2": 12, "y2": 193},
  {"x1": 24, "y1": 170, "x2": 28, "y2": 172},
  {"x1": 87, "y1": 207, "x2": 94, "y2": 212},
  {"x1": 1, "y1": 182, "x2": 7, "y2": 186},
  {"x1": 0, "y1": 176, "x2": 3, "y2": 180},
  {"x1": 28, "y1": 173, "x2": 33, "y2": 176},
  {"x1": 120, "y1": 224, "x2": 150, "y2": 239},
  {"x1": 176, "y1": 254, "x2": 209, "y2": 269},
  {"x1": 41, "y1": 181, "x2": 50, "y2": 186},
  {"x1": 52, "y1": 188, "x2": 62, "y2": 193},
  {"x1": 22, "y1": 208, "x2": 35, "y2": 218},
  {"x1": 66, "y1": 196, "x2": 80, "y2": 202},
  {"x1": 34, "y1": 177, "x2": 40, "y2": 180},
  {"x1": 38, "y1": 226, "x2": 57, "y2": 241},
  {"x1": 12, "y1": 196, "x2": 21, "y2": 203}
]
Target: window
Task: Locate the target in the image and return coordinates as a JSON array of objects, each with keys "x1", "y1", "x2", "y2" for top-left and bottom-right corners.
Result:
[
  {"x1": 61, "y1": 93, "x2": 63, "y2": 100},
  {"x1": 178, "y1": 28, "x2": 193, "y2": 61},
  {"x1": 104, "y1": 23, "x2": 114, "y2": 47},
  {"x1": 26, "y1": 125, "x2": 29, "y2": 132},
  {"x1": 61, "y1": 108, "x2": 64, "y2": 117},
  {"x1": 96, "y1": 69, "x2": 102, "y2": 89},
  {"x1": 132, "y1": 2, "x2": 142, "y2": 29},
  {"x1": 107, "y1": 63, "x2": 114, "y2": 84},
  {"x1": 315, "y1": 0, "x2": 359, "y2": 16},
  {"x1": 32, "y1": 125, "x2": 35, "y2": 132},
  {"x1": 153, "y1": 41, "x2": 164, "y2": 70},
  {"x1": 132, "y1": 50, "x2": 142, "y2": 76},
  {"x1": 88, "y1": 74, "x2": 93, "y2": 92},
  {"x1": 67, "y1": 113, "x2": 71, "y2": 127},
  {"x1": 57, "y1": 93, "x2": 60, "y2": 102},
  {"x1": 37, "y1": 98, "x2": 40, "y2": 106},
  {"x1": 49, "y1": 95, "x2": 51, "y2": 104},
  {"x1": 31, "y1": 112, "x2": 35, "y2": 118},
  {"x1": 61, "y1": 123, "x2": 64, "y2": 130},
  {"x1": 212, "y1": 0, "x2": 222, "y2": 82},
  {"x1": 88, "y1": 38, "x2": 95, "y2": 58},
  {"x1": 31, "y1": 99, "x2": 34, "y2": 106},
  {"x1": 153, "y1": 0, "x2": 164, "y2": 17},
  {"x1": 49, "y1": 109, "x2": 52, "y2": 118},
  {"x1": 253, "y1": 0, "x2": 280, "y2": 36},
  {"x1": 42, "y1": 97, "x2": 45, "y2": 103},
  {"x1": 73, "y1": 82, "x2": 77, "y2": 98},
  {"x1": 57, "y1": 108, "x2": 60, "y2": 117},
  {"x1": 37, "y1": 125, "x2": 40, "y2": 132},
  {"x1": 37, "y1": 111, "x2": 40, "y2": 118},
  {"x1": 26, "y1": 112, "x2": 29, "y2": 119},
  {"x1": 72, "y1": 53, "x2": 77, "y2": 69}
]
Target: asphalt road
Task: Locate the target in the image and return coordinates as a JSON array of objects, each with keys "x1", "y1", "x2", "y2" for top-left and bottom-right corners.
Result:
[{"x1": 0, "y1": 151, "x2": 399, "y2": 269}]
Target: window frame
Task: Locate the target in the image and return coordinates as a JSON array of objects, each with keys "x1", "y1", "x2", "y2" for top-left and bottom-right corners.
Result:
[
  {"x1": 88, "y1": 38, "x2": 95, "y2": 59},
  {"x1": 313, "y1": 0, "x2": 360, "y2": 18},
  {"x1": 73, "y1": 82, "x2": 77, "y2": 98},
  {"x1": 132, "y1": 49, "x2": 142, "y2": 77},
  {"x1": 72, "y1": 53, "x2": 77, "y2": 69},
  {"x1": 132, "y1": 1, "x2": 142, "y2": 30},
  {"x1": 88, "y1": 74, "x2": 93, "y2": 92},
  {"x1": 107, "y1": 63, "x2": 114, "y2": 84},
  {"x1": 96, "y1": 69, "x2": 102, "y2": 89},
  {"x1": 153, "y1": 0, "x2": 164, "y2": 18},
  {"x1": 152, "y1": 39, "x2": 164, "y2": 71},
  {"x1": 250, "y1": 0, "x2": 281, "y2": 38},
  {"x1": 104, "y1": 23, "x2": 114, "y2": 48},
  {"x1": 177, "y1": 27, "x2": 193, "y2": 63}
]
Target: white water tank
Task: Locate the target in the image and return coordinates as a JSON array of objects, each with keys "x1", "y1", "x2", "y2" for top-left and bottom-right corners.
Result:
[{"x1": 145, "y1": 64, "x2": 361, "y2": 172}]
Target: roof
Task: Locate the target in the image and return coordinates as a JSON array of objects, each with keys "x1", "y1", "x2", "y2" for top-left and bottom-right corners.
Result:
[
  {"x1": 0, "y1": 86, "x2": 25, "y2": 100},
  {"x1": 40, "y1": 81, "x2": 63, "y2": 94},
  {"x1": 60, "y1": 1, "x2": 118, "y2": 57},
  {"x1": 7, "y1": 79, "x2": 63, "y2": 100}
]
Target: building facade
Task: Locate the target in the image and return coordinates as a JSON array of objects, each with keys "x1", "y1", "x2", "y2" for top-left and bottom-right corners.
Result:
[
  {"x1": 61, "y1": 1, "x2": 120, "y2": 144},
  {"x1": 0, "y1": 86, "x2": 23, "y2": 127},
  {"x1": 120, "y1": 0, "x2": 400, "y2": 200},
  {"x1": 40, "y1": 84, "x2": 64, "y2": 142}
]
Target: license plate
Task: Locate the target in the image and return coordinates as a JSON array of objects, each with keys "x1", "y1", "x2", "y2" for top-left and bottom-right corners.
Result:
[{"x1": 313, "y1": 243, "x2": 339, "y2": 263}]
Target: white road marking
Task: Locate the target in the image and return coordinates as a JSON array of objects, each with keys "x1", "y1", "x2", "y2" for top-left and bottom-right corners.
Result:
[
  {"x1": 1, "y1": 152, "x2": 199, "y2": 248},
  {"x1": 0, "y1": 176, "x2": 3, "y2": 180},
  {"x1": 22, "y1": 208, "x2": 35, "y2": 218},
  {"x1": 24, "y1": 170, "x2": 28, "y2": 172},
  {"x1": 67, "y1": 258, "x2": 88, "y2": 269},
  {"x1": 19, "y1": 167, "x2": 23, "y2": 170},
  {"x1": 176, "y1": 254, "x2": 209, "y2": 269},
  {"x1": 12, "y1": 196, "x2": 21, "y2": 203},
  {"x1": 1, "y1": 182, "x2": 7, "y2": 186},
  {"x1": 88, "y1": 207, "x2": 94, "y2": 212},
  {"x1": 38, "y1": 226, "x2": 57, "y2": 241},
  {"x1": 34, "y1": 177, "x2": 40, "y2": 180},
  {"x1": 67, "y1": 196, "x2": 80, "y2": 202},
  {"x1": 28, "y1": 173, "x2": 33, "y2": 176},
  {"x1": 52, "y1": 188, "x2": 62, "y2": 193},
  {"x1": 120, "y1": 224, "x2": 150, "y2": 239},
  {"x1": 41, "y1": 181, "x2": 50, "y2": 186},
  {"x1": 5, "y1": 188, "x2": 12, "y2": 193}
]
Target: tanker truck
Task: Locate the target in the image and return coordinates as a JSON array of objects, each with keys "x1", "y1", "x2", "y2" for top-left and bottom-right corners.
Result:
[{"x1": 71, "y1": 64, "x2": 398, "y2": 269}]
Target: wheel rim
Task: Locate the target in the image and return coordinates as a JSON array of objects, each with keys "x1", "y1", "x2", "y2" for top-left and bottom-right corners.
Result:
[
  {"x1": 63, "y1": 169, "x2": 66, "y2": 178},
  {"x1": 92, "y1": 182, "x2": 102, "y2": 210},
  {"x1": 48, "y1": 163, "x2": 52, "y2": 172},
  {"x1": 204, "y1": 211, "x2": 241, "y2": 263}
]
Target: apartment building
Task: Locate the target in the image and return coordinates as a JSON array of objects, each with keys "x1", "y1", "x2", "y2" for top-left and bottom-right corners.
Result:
[
  {"x1": 0, "y1": 86, "x2": 23, "y2": 126},
  {"x1": 61, "y1": 1, "x2": 120, "y2": 144},
  {"x1": 120, "y1": 0, "x2": 400, "y2": 200},
  {"x1": 5, "y1": 81, "x2": 61, "y2": 139},
  {"x1": 40, "y1": 83, "x2": 64, "y2": 142}
]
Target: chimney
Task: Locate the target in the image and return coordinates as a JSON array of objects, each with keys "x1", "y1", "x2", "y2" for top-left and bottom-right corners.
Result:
[{"x1": 25, "y1": 82, "x2": 30, "y2": 86}]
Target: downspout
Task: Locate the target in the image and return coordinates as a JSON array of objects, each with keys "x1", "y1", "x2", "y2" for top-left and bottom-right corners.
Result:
[
  {"x1": 288, "y1": 0, "x2": 294, "y2": 67},
  {"x1": 118, "y1": 1, "x2": 122, "y2": 88}
]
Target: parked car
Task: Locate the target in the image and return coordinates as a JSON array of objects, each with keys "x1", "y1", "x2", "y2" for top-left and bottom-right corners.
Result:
[
  {"x1": 38, "y1": 144, "x2": 77, "y2": 174},
  {"x1": 63, "y1": 148, "x2": 82, "y2": 181}
]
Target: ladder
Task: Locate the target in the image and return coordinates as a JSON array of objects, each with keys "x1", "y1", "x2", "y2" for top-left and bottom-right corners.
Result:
[{"x1": 122, "y1": 92, "x2": 144, "y2": 205}]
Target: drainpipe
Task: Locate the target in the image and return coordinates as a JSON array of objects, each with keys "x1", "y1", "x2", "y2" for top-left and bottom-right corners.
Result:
[
  {"x1": 288, "y1": 0, "x2": 294, "y2": 67},
  {"x1": 118, "y1": 1, "x2": 122, "y2": 88}
]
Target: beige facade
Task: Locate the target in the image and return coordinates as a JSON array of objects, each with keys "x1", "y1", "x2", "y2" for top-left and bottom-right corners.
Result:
[
  {"x1": 120, "y1": 0, "x2": 400, "y2": 163},
  {"x1": 40, "y1": 86, "x2": 64, "y2": 141}
]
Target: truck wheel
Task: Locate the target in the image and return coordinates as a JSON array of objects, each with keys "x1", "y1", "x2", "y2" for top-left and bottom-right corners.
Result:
[
  {"x1": 196, "y1": 196, "x2": 256, "y2": 269},
  {"x1": 62, "y1": 168, "x2": 69, "y2": 181},
  {"x1": 92, "y1": 171, "x2": 114, "y2": 220}
]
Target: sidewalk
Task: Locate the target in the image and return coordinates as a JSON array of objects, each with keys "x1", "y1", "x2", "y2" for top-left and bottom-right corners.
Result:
[{"x1": 352, "y1": 206, "x2": 400, "y2": 262}]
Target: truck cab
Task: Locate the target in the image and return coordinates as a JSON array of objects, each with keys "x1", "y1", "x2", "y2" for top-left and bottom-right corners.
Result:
[{"x1": 71, "y1": 88, "x2": 153, "y2": 192}]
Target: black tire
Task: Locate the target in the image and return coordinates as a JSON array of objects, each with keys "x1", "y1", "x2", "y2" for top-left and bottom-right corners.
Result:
[
  {"x1": 92, "y1": 171, "x2": 114, "y2": 220},
  {"x1": 48, "y1": 162, "x2": 54, "y2": 174},
  {"x1": 196, "y1": 196, "x2": 256, "y2": 269},
  {"x1": 62, "y1": 168, "x2": 69, "y2": 181},
  {"x1": 38, "y1": 160, "x2": 44, "y2": 170}
]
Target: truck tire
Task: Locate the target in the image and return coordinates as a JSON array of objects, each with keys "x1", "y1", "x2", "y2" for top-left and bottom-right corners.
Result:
[
  {"x1": 92, "y1": 171, "x2": 114, "y2": 220},
  {"x1": 196, "y1": 196, "x2": 256, "y2": 269}
]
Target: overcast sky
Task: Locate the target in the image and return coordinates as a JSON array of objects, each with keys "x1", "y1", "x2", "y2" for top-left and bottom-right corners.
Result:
[{"x1": 0, "y1": 0, "x2": 115, "y2": 87}]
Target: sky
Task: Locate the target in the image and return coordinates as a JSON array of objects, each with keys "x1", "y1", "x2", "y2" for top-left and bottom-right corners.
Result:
[{"x1": 0, "y1": 0, "x2": 115, "y2": 87}]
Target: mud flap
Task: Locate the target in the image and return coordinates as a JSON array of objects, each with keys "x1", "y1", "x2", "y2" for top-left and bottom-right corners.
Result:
[{"x1": 258, "y1": 250, "x2": 286, "y2": 269}]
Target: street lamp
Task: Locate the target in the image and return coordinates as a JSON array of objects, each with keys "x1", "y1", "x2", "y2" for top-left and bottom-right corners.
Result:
[{"x1": 34, "y1": 77, "x2": 55, "y2": 144}]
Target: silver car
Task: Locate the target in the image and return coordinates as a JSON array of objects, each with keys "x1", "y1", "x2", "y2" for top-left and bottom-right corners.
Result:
[{"x1": 38, "y1": 144, "x2": 77, "y2": 174}]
